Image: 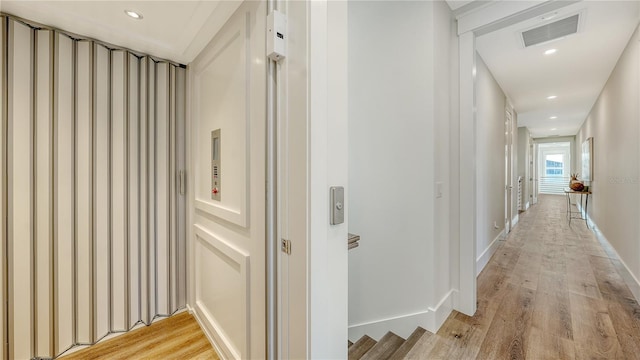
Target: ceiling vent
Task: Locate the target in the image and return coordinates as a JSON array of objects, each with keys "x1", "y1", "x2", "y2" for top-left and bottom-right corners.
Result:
[{"x1": 521, "y1": 14, "x2": 580, "y2": 47}]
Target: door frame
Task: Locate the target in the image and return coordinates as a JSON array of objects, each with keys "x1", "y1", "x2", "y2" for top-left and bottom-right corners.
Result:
[
  {"x1": 455, "y1": 0, "x2": 578, "y2": 316},
  {"x1": 275, "y1": 1, "x2": 349, "y2": 359}
]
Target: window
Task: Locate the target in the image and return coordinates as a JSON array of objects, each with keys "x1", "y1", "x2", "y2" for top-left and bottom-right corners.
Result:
[{"x1": 545, "y1": 154, "x2": 564, "y2": 176}]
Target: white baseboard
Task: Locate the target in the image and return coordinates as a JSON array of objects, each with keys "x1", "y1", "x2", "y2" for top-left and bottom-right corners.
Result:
[
  {"x1": 189, "y1": 302, "x2": 240, "y2": 360},
  {"x1": 577, "y1": 204, "x2": 640, "y2": 303},
  {"x1": 427, "y1": 289, "x2": 457, "y2": 331},
  {"x1": 348, "y1": 310, "x2": 430, "y2": 342},
  {"x1": 348, "y1": 290, "x2": 456, "y2": 341},
  {"x1": 476, "y1": 230, "x2": 504, "y2": 274},
  {"x1": 512, "y1": 214, "x2": 519, "y2": 227}
]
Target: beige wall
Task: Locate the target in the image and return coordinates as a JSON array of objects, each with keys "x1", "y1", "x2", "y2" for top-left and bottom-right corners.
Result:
[
  {"x1": 475, "y1": 54, "x2": 506, "y2": 271},
  {"x1": 576, "y1": 24, "x2": 640, "y2": 282}
]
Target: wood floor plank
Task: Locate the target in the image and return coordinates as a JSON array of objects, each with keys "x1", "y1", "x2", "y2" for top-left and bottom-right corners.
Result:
[
  {"x1": 476, "y1": 284, "x2": 535, "y2": 360},
  {"x1": 507, "y1": 250, "x2": 541, "y2": 290},
  {"x1": 401, "y1": 195, "x2": 640, "y2": 359},
  {"x1": 531, "y1": 286, "x2": 573, "y2": 340},
  {"x1": 360, "y1": 332, "x2": 405, "y2": 360},
  {"x1": 526, "y1": 326, "x2": 576, "y2": 360},
  {"x1": 348, "y1": 335, "x2": 377, "y2": 360},
  {"x1": 388, "y1": 327, "x2": 427, "y2": 360},
  {"x1": 570, "y1": 288, "x2": 625, "y2": 359},
  {"x1": 602, "y1": 292, "x2": 640, "y2": 359},
  {"x1": 60, "y1": 312, "x2": 219, "y2": 360}
]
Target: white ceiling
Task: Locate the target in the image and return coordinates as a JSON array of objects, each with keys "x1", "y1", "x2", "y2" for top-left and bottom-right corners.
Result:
[
  {"x1": 0, "y1": 1, "x2": 242, "y2": 64},
  {"x1": 476, "y1": 1, "x2": 640, "y2": 138}
]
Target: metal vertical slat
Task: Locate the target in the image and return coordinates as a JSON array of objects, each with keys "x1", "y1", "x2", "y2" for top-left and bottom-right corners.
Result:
[
  {"x1": 53, "y1": 32, "x2": 76, "y2": 356},
  {"x1": 139, "y1": 57, "x2": 149, "y2": 325},
  {"x1": 169, "y1": 64, "x2": 176, "y2": 313},
  {"x1": 7, "y1": 18, "x2": 35, "y2": 360},
  {"x1": 74, "y1": 39, "x2": 93, "y2": 345},
  {"x1": 110, "y1": 49, "x2": 127, "y2": 332},
  {"x1": 34, "y1": 28, "x2": 55, "y2": 359},
  {"x1": 52, "y1": 28, "x2": 59, "y2": 358},
  {"x1": 175, "y1": 67, "x2": 187, "y2": 309},
  {"x1": 127, "y1": 53, "x2": 141, "y2": 328},
  {"x1": 32, "y1": 27, "x2": 38, "y2": 358},
  {"x1": 147, "y1": 58, "x2": 157, "y2": 321},
  {"x1": 72, "y1": 37, "x2": 78, "y2": 348},
  {"x1": 153, "y1": 61, "x2": 169, "y2": 316},
  {"x1": 124, "y1": 52, "x2": 132, "y2": 330},
  {"x1": 124, "y1": 51, "x2": 131, "y2": 330},
  {"x1": 93, "y1": 43, "x2": 111, "y2": 340},
  {"x1": 90, "y1": 41, "x2": 97, "y2": 344},
  {"x1": 107, "y1": 47, "x2": 113, "y2": 334},
  {"x1": 0, "y1": 16, "x2": 7, "y2": 360},
  {"x1": 48, "y1": 29, "x2": 56, "y2": 359}
]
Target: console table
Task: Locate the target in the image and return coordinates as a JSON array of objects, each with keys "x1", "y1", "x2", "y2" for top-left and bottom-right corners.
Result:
[{"x1": 564, "y1": 188, "x2": 592, "y2": 228}]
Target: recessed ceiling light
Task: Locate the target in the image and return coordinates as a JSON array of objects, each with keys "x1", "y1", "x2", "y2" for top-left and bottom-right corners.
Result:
[
  {"x1": 125, "y1": 10, "x2": 143, "y2": 20},
  {"x1": 551, "y1": 128, "x2": 557, "y2": 130},
  {"x1": 547, "y1": 95, "x2": 557, "y2": 100},
  {"x1": 544, "y1": 49, "x2": 557, "y2": 55},
  {"x1": 550, "y1": 116, "x2": 557, "y2": 119}
]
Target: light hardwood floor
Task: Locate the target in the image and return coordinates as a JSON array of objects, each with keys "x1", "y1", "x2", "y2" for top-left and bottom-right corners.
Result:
[
  {"x1": 405, "y1": 194, "x2": 640, "y2": 359},
  {"x1": 61, "y1": 312, "x2": 219, "y2": 360}
]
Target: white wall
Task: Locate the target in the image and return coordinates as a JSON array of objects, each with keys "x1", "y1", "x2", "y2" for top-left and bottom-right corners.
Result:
[
  {"x1": 309, "y1": 1, "x2": 350, "y2": 359},
  {"x1": 347, "y1": 1, "x2": 457, "y2": 340},
  {"x1": 187, "y1": 2, "x2": 266, "y2": 359},
  {"x1": 576, "y1": 24, "x2": 640, "y2": 285},
  {"x1": 475, "y1": 54, "x2": 506, "y2": 273}
]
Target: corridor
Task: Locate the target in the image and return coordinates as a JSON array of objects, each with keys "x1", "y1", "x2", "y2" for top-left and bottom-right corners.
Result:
[{"x1": 405, "y1": 195, "x2": 640, "y2": 359}]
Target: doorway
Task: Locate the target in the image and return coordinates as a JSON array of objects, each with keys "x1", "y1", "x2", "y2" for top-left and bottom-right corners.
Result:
[{"x1": 538, "y1": 142, "x2": 572, "y2": 195}]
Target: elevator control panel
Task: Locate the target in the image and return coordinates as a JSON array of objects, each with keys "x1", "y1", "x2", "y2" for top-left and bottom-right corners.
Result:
[{"x1": 211, "y1": 129, "x2": 221, "y2": 201}]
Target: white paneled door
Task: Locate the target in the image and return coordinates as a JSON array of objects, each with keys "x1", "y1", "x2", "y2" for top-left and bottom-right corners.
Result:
[{"x1": 188, "y1": 1, "x2": 266, "y2": 359}]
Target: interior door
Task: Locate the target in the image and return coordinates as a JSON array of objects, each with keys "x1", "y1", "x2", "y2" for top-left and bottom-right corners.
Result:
[
  {"x1": 532, "y1": 143, "x2": 538, "y2": 204},
  {"x1": 504, "y1": 110, "x2": 512, "y2": 234},
  {"x1": 529, "y1": 142, "x2": 534, "y2": 206},
  {"x1": 188, "y1": 1, "x2": 266, "y2": 359}
]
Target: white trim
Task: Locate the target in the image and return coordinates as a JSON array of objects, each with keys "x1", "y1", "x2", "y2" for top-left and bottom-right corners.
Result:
[
  {"x1": 189, "y1": 303, "x2": 238, "y2": 360},
  {"x1": 511, "y1": 214, "x2": 519, "y2": 228},
  {"x1": 577, "y1": 204, "x2": 640, "y2": 303},
  {"x1": 457, "y1": 30, "x2": 477, "y2": 316},
  {"x1": 456, "y1": 1, "x2": 546, "y2": 34},
  {"x1": 476, "y1": 230, "x2": 504, "y2": 274},
  {"x1": 427, "y1": 289, "x2": 457, "y2": 331},
  {"x1": 347, "y1": 290, "x2": 457, "y2": 342},
  {"x1": 348, "y1": 310, "x2": 430, "y2": 343},
  {"x1": 192, "y1": 225, "x2": 250, "y2": 359}
]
